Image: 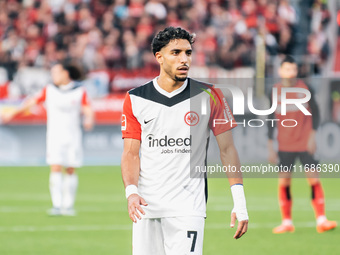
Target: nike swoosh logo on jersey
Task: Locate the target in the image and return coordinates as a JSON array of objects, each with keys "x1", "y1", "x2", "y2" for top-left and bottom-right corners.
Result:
[{"x1": 144, "y1": 118, "x2": 155, "y2": 124}]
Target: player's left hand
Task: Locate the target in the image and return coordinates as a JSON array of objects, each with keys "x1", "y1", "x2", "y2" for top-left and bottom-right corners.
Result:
[
  {"x1": 230, "y1": 211, "x2": 248, "y2": 239},
  {"x1": 83, "y1": 118, "x2": 94, "y2": 131},
  {"x1": 127, "y1": 194, "x2": 148, "y2": 223},
  {"x1": 307, "y1": 130, "x2": 316, "y2": 155}
]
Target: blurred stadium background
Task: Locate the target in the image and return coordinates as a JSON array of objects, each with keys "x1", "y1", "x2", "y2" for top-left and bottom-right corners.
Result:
[
  {"x1": 0, "y1": 0, "x2": 339, "y2": 254},
  {"x1": 1, "y1": 0, "x2": 340, "y2": 165}
]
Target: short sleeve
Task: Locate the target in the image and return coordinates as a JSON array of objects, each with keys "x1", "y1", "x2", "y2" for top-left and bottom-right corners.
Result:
[
  {"x1": 121, "y1": 92, "x2": 141, "y2": 140},
  {"x1": 209, "y1": 87, "x2": 237, "y2": 136},
  {"x1": 81, "y1": 89, "x2": 91, "y2": 106},
  {"x1": 35, "y1": 86, "x2": 47, "y2": 104}
]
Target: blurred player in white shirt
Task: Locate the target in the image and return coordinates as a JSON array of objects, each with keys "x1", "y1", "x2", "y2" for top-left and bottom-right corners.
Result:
[
  {"x1": 121, "y1": 27, "x2": 248, "y2": 255},
  {"x1": 2, "y1": 62, "x2": 94, "y2": 216}
]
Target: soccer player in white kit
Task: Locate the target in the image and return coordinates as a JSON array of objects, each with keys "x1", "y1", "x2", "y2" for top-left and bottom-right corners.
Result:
[
  {"x1": 2, "y1": 62, "x2": 94, "y2": 216},
  {"x1": 121, "y1": 27, "x2": 248, "y2": 255}
]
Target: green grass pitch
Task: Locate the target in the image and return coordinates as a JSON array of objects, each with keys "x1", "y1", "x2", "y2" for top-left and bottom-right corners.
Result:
[{"x1": 0, "y1": 166, "x2": 339, "y2": 255}]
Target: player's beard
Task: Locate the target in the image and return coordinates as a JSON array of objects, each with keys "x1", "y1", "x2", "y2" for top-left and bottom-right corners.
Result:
[
  {"x1": 175, "y1": 75, "x2": 187, "y2": 82},
  {"x1": 164, "y1": 67, "x2": 188, "y2": 82}
]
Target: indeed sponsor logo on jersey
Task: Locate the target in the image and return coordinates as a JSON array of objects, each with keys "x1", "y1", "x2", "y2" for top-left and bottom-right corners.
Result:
[{"x1": 146, "y1": 135, "x2": 191, "y2": 147}]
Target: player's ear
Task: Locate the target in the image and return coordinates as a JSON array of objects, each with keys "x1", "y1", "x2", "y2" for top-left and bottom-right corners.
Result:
[{"x1": 155, "y1": 52, "x2": 163, "y2": 65}]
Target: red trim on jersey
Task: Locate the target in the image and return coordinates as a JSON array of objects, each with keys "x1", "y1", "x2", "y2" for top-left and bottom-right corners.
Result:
[
  {"x1": 209, "y1": 87, "x2": 237, "y2": 136},
  {"x1": 81, "y1": 90, "x2": 90, "y2": 106},
  {"x1": 121, "y1": 92, "x2": 141, "y2": 140},
  {"x1": 201, "y1": 83, "x2": 223, "y2": 106},
  {"x1": 35, "y1": 86, "x2": 47, "y2": 104},
  {"x1": 0, "y1": 82, "x2": 9, "y2": 99}
]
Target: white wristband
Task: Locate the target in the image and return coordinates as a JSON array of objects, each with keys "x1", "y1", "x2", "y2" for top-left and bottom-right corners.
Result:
[
  {"x1": 231, "y1": 184, "x2": 249, "y2": 221},
  {"x1": 125, "y1": 185, "x2": 139, "y2": 199}
]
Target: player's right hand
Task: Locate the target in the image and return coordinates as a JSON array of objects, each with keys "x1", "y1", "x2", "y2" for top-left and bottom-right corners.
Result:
[{"x1": 127, "y1": 194, "x2": 148, "y2": 223}]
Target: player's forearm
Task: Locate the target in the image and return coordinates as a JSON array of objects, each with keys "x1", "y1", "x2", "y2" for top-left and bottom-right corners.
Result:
[
  {"x1": 268, "y1": 139, "x2": 274, "y2": 150},
  {"x1": 220, "y1": 145, "x2": 243, "y2": 186},
  {"x1": 11, "y1": 98, "x2": 36, "y2": 118},
  {"x1": 121, "y1": 151, "x2": 140, "y2": 188},
  {"x1": 82, "y1": 106, "x2": 94, "y2": 128},
  {"x1": 222, "y1": 146, "x2": 248, "y2": 223},
  {"x1": 83, "y1": 106, "x2": 94, "y2": 120}
]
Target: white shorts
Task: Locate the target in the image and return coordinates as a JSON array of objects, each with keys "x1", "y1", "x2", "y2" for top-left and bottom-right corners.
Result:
[
  {"x1": 133, "y1": 216, "x2": 205, "y2": 255},
  {"x1": 46, "y1": 141, "x2": 83, "y2": 168}
]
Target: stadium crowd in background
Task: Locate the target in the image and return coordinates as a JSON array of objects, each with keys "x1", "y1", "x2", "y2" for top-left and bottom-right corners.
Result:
[{"x1": 0, "y1": 0, "x2": 331, "y2": 84}]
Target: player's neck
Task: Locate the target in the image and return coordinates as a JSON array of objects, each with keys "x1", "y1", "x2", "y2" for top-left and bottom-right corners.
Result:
[
  {"x1": 157, "y1": 73, "x2": 186, "y2": 93},
  {"x1": 58, "y1": 79, "x2": 73, "y2": 87},
  {"x1": 281, "y1": 78, "x2": 298, "y2": 87}
]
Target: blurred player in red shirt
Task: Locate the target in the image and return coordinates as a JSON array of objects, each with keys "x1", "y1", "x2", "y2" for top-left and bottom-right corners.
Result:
[
  {"x1": 1, "y1": 62, "x2": 94, "y2": 216},
  {"x1": 268, "y1": 55, "x2": 337, "y2": 233}
]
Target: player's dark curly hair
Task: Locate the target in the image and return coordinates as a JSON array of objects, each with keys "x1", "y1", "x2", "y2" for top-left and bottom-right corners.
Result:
[
  {"x1": 281, "y1": 55, "x2": 297, "y2": 66},
  {"x1": 151, "y1": 27, "x2": 195, "y2": 55},
  {"x1": 61, "y1": 61, "x2": 84, "y2": 81}
]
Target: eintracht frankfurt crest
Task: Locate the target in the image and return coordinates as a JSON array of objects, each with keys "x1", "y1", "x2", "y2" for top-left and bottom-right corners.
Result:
[{"x1": 184, "y1": 111, "x2": 199, "y2": 126}]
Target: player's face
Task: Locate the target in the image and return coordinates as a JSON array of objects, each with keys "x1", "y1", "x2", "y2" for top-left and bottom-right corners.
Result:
[
  {"x1": 279, "y1": 62, "x2": 298, "y2": 86},
  {"x1": 157, "y1": 39, "x2": 192, "y2": 82},
  {"x1": 51, "y1": 64, "x2": 68, "y2": 86}
]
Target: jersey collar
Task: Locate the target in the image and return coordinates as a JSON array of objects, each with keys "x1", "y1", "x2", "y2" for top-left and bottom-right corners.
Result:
[
  {"x1": 58, "y1": 81, "x2": 75, "y2": 91},
  {"x1": 153, "y1": 77, "x2": 188, "y2": 98}
]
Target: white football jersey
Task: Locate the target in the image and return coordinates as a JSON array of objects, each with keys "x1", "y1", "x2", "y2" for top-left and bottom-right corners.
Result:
[
  {"x1": 36, "y1": 83, "x2": 90, "y2": 162},
  {"x1": 122, "y1": 78, "x2": 236, "y2": 218}
]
